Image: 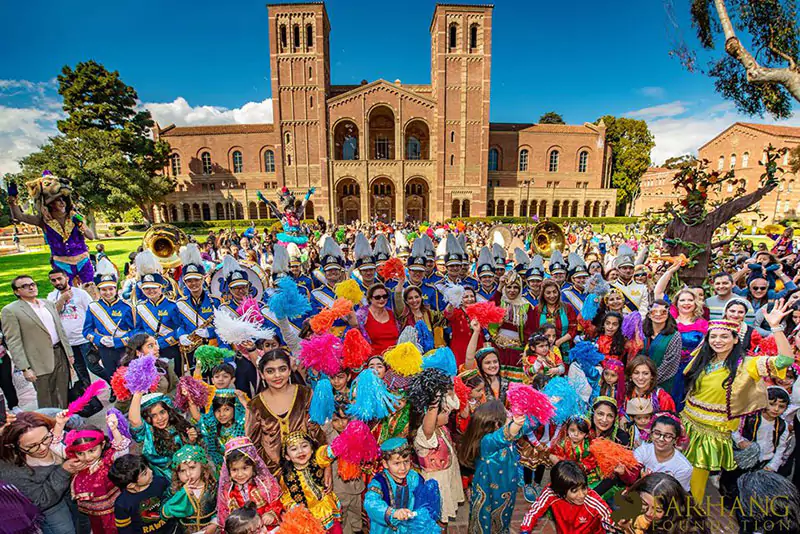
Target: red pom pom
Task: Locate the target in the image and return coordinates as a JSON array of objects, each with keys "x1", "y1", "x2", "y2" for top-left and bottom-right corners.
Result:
[
  {"x1": 507, "y1": 383, "x2": 555, "y2": 422},
  {"x1": 343, "y1": 329, "x2": 372, "y2": 369},
  {"x1": 278, "y1": 505, "x2": 325, "y2": 534},
  {"x1": 465, "y1": 301, "x2": 506, "y2": 327},
  {"x1": 378, "y1": 257, "x2": 405, "y2": 281},
  {"x1": 110, "y1": 367, "x2": 132, "y2": 402},
  {"x1": 454, "y1": 376, "x2": 470, "y2": 410},
  {"x1": 589, "y1": 438, "x2": 640, "y2": 478},
  {"x1": 758, "y1": 336, "x2": 778, "y2": 356}
]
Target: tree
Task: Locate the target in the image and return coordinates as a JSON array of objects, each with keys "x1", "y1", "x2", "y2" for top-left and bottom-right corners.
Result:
[
  {"x1": 538, "y1": 112, "x2": 565, "y2": 124},
  {"x1": 676, "y1": 0, "x2": 799, "y2": 118},
  {"x1": 663, "y1": 154, "x2": 699, "y2": 169},
  {"x1": 49, "y1": 60, "x2": 174, "y2": 223},
  {"x1": 596, "y1": 115, "x2": 655, "y2": 215}
]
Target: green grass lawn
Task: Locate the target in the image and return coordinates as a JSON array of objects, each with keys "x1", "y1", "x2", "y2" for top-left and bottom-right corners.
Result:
[{"x1": 0, "y1": 237, "x2": 143, "y2": 308}]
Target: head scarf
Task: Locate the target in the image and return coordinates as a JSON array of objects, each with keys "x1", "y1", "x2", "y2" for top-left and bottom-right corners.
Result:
[{"x1": 217, "y1": 437, "x2": 282, "y2": 527}]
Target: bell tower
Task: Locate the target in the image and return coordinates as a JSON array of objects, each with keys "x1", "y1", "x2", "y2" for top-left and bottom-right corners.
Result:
[{"x1": 268, "y1": 2, "x2": 331, "y2": 219}]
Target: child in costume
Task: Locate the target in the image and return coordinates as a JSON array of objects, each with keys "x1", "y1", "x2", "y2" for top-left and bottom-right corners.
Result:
[
  {"x1": 458, "y1": 400, "x2": 526, "y2": 534},
  {"x1": 188, "y1": 388, "x2": 247, "y2": 468},
  {"x1": 521, "y1": 460, "x2": 615, "y2": 534},
  {"x1": 625, "y1": 397, "x2": 655, "y2": 449},
  {"x1": 548, "y1": 416, "x2": 599, "y2": 486},
  {"x1": 594, "y1": 312, "x2": 627, "y2": 363},
  {"x1": 364, "y1": 438, "x2": 442, "y2": 534},
  {"x1": 279, "y1": 431, "x2": 342, "y2": 532},
  {"x1": 65, "y1": 412, "x2": 131, "y2": 534},
  {"x1": 217, "y1": 436, "x2": 283, "y2": 528},
  {"x1": 323, "y1": 414, "x2": 365, "y2": 534},
  {"x1": 455, "y1": 370, "x2": 486, "y2": 435},
  {"x1": 521, "y1": 333, "x2": 564, "y2": 386},
  {"x1": 161, "y1": 445, "x2": 218, "y2": 533},
  {"x1": 598, "y1": 358, "x2": 625, "y2": 409}
]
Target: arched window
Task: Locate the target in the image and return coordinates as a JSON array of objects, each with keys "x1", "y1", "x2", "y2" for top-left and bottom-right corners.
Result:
[
  {"x1": 451, "y1": 199, "x2": 461, "y2": 218},
  {"x1": 280, "y1": 25, "x2": 287, "y2": 49},
  {"x1": 308, "y1": 66, "x2": 313, "y2": 80},
  {"x1": 718, "y1": 155, "x2": 725, "y2": 170},
  {"x1": 287, "y1": 154, "x2": 292, "y2": 166},
  {"x1": 170, "y1": 154, "x2": 181, "y2": 176},
  {"x1": 462, "y1": 199, "x2": 470, "y2": 217},
  {"x1": 306, "y1": 24, "x2": 313, "y2": 48},
  {"x1": 552, "y1": 200, "x2": 560, "y2": 217},
  {"x1": 548, "y1": 150, "x2": 559, "y2": 172},
  {"x1": 506, "y1": 200, "x2": 514, "y2": 216},
  {"x1": 232, "y1": 150, "x2": 243, "y2": 173},
  {"x1": 450, "y1": 154, "x2": 455, "y2": 166},
  {"x1": 538, "y1": 200, "x2": 547, "y2": 218},
  {"x1": 449, "y1": 24, "x2": 457, "y2": 49},
  {"x1": 309, "y1": 95, "x2": 313, "y2": 108},
  {"x1": 519, "y1": 149, "x2": 529, "y2": 171},
  {"x1": 264, "y1": 150, "x2": 275, "y2": 172},
  {"x1": 285, "y1": 132, "x2": 291, "y2": 144},
  {"x1": 578, "y1": 151, "x2": 589, "y2": 172},
  {"x1": 470, "y1": 24, "x2": 478, "y2": 49},
  {"x1": 742, "y1": 152, "x2": 749, "y2": 167},
  {"x1": 488, "y1": 148, "x2": 499, "y2": 171},
  {"x1": 450, "y1": 131, "x2": 455, "y2": 143},
  {"x1": 293, "y1": 25, "x2": 300, "y2": 48},
  {"x1": 520, "y1": 200, "x2": 528, "y2": 217},
  {"x1": 201, "y1": 152, "x2": 212, "y2": 175},
  {"x1": 407, "y1": 136, "x2": 421, "y2": 160},
  {"x1": 730, "y1": 153, "x2": 736, "y2": 168},
  {"x1": 487, "y1": 199, "x2": 495, "y2": 216}
]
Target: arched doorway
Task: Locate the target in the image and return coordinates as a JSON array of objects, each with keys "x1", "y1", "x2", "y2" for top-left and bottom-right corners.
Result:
[
  {"x1": 560, "y1": 201, "x2": 570, "y2": 217},
  {"x1": 192, "y1": 203, "x2": 201, "y2": 221},
  {"x1": 169, "y1": 205, "x2": 178, "y2": 222},
  {"x1": 202, "y1": 203, "x2": 211, "y2": 221},
  {"x1": 248, "y1": 202, "x2": 257, "y2": 219},
  {"x1": 571, "y1": 200, "x2": 578, "y2": 217},
  {"x1": 602, "y1": 201, "x2": 610, "y2": 217},
  {"x1": 584, "y1": 201, "x2": 592, "y2": 217},
  {"x1": 538, "y1": 200, "x2": 547, "y2": 218},
  {"x1": 461, "y1": 199, "x2": 470, "y2": 217},
  {"x1": 487, "y1": 199, "x2": 495, "y2": 216},
  {"x1": 258, "y1": 202, "x2": 268, "y2": 219},
  {"x1": 592, "y1": 201, "x2": 601, "y2": 217},
  {"x1": 216, "y1": 203, "x2": 225, "y2": 220},
  {"x1": 336, "y1": 178, "x2": 361, "y2": 224},
  {"x1": 370, "y1": 177, "x2": 395, "y2": 221},
  {"x1": 451, "y1": 199, "x2": 460, "y2": 218},
  {"x1": 182, "y1": 204, "x2": 191, "y2": 222},
  {"x1": 404, "y1": 178, "x2": 428, "y2": 221},
  {"x1": 552, "y1": 200, "x2": 560, "y2": 217}
]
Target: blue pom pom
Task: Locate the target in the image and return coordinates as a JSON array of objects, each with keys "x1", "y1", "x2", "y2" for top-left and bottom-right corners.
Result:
[
  {"x1": 346, "y1": 369, "x2": 399, "y2": 421},
  {"x1": 581, "y1": 295, "x2": 600, "y2": 321},
  {"x1": 415, "y1": 320, "x2": 435, "y2": 353},
  {"x1": 276, "y1": 233, "x2": 309, "y2": 245},
  {"x1": 413, "y1": 479, "x2": 442, "y2": 522},
  {"x1": 310, "y1": 377, "x2": 335, "y2": 425},
  {"x1": 399, "y1": 507, "x2": 442, "y2": 534},
  {"x1": 268, "y1": 276, "x2": 312, "y2": 320},
  {"x1": 422, "y1": 347, "x2": 457, "y2": 377},
  {"x1": 543, "y1": 376, "x2": 582, "y2": 425},
  {"x1": 570, "y1": 341, "x2": 604, "y2": 371}
]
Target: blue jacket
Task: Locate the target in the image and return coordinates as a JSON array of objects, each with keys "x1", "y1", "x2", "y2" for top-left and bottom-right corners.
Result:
[{"x1": 83, "y1": 297, "x2": 135, "y2": 349}]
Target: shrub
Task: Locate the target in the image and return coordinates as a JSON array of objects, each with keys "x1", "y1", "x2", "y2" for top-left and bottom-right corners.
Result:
[{"x1": 445, "y1": 216, "x2": 638, "y2": 225}]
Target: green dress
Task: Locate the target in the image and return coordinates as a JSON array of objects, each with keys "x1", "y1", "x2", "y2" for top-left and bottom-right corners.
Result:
[{"x1": 161, "y1": 485, "x2": 218, "y2": 532}]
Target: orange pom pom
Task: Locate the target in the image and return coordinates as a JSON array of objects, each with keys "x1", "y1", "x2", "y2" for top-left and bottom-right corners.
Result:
[
  {"x1": 589, "y1": 438, "x2": 640, "y2": 478},
  {"x1": 309, "y1": 298, "x2": 353, "y2": 334},
  {"x1": 278, "y1": 505, "x2": 325, "y2": 534},
  {"x1": 378, "y1": 257, "x2": 405, "y2": 281},
  {"x1": 337, "y1": 459, "x2": 362, "y2": 481}
]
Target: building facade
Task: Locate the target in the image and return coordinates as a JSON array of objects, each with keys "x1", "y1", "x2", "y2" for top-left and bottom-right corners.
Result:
[
  {"x1": 153, "y1": 2, "x2": 616, "y2": 225},
  {"x1": 635, "y1": 123, "x2": 800, "y2": 225}
]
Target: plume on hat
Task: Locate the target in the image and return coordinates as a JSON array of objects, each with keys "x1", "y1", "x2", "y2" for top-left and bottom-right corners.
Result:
[
  {"x1": 135, "y1": 250, "x2": 162, "y2": 276},
  {"x1": 320, "y1": 236, "x2": 344, "y2": 260},
  {"x1": 272, "y1": 245, "x2": 290, "y2": 275},
  {"x1": 514, "y1": 247, "x2": 531, "y2": 268},
  {"x1": 353, "y1": 233, "x2": 373, "y2": 262},
  {"x1": 394, "y1": 230, "x2": 409, "y2": 251},
  {"x1": 95, "y1": 256, "x2": 116, "y2": 277},
  {"x1": 179, "y1": 243, "x2": 203, "y2": 268},
  {"x1": 373, "y1": 234, "x2": 391, "y2": 257},
  {"x1": 477, "y1": 246, "x2": 494, "y2": 270}
]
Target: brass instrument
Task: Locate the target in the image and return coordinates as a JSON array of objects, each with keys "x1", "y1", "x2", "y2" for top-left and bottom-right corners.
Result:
[
  {"x1": 531, "y1": 221, "x2": 565, "y2": 258},
  {"x1": 180, "y1": 314, "x2": 217, "y2": 358},
  {"x1": 143, "y1": 223, "x2": 189, "y2": 269}
]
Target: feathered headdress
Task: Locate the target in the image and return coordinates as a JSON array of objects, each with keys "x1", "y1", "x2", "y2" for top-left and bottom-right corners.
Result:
[
  {"x1": 394, "y1": 230, "x2": 410, "y2": 256},
  {"x1": 476, "y1": 246, "x2": 495, "y2": 277},
  {"x1": 492, "y1": 243, "x2": 506, "y2": 269},
  {"x1": 373, "y1": 233, "x2": 392, "y2": 264},
  {"x1": 94, "y1": 256, "x2": 118, "y2": 288},
  {"x1": 614, "y1": 244, "x2": 636, "y2": 269},
  {"x1": 527, "y1": 254, "x2": 545, "y2": 280},
  {"x1": 179, "y1": 243, "x2": 205, "y2": 280},
  {"x1": 435, "y1": 234, "x2": 448, "y2": 263},
  {"x1": 514, "y1": 247, "x2": 531, "y2": 274},
  {"x1": 420, "y1": 233, "x2": 436, "y2": 261},
  {"x1": 567, "y1": 252, "x2": 588, "y2": 280},
  {"x1": 320, "y1": 236, "x2": 345, "y2": 271},
  {"x1": 444, "y1": 235, "x2": 464, "y2": 267},
  {"x1": 135, "y1": 250, "x2": 164, "y2": 288},
  {"x1": 548, "y1": 250, "x2": 566, "y2": 274}
]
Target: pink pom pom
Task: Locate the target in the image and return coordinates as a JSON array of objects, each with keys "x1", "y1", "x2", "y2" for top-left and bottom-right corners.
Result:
[
  {"x1": 174, "y1": 376, "x2": 211, "y2": 411},
  {"x1": 237, "y1": 297, "x2": 265, "y2": 324},
  {"x1": 507, "y1": 382, "x2": 555, "y2": 422},
  {"x1": 465, "y1": 301, "x2": 506, "y2": 327},
  {"x1": 331, "y1": 420, "x2": 380, "y2": 465},
  {"x1": 66, "y1": 380, "x2": 107, "y2": 417},
  {"x1": 299, "y1": 333, "x2": 343, "y2": 375}
]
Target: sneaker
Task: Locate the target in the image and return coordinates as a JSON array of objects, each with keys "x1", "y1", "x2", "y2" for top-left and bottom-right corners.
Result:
[{"x1": 524, "y1": 483, "x2": 541, "y2": 503}]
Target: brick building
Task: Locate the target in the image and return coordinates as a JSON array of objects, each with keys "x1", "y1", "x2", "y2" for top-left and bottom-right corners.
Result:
[
  {"x1": 152, "y1": 2, "x2": 617, "y2": 225},
  {"x1": 635, "y1": 122, "x2": 800, "y2": 225}
]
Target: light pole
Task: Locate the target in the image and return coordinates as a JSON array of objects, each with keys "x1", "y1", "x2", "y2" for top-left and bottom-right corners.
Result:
[{"x1": 521, "y1": 179, "x2": 534, "y2": 242}]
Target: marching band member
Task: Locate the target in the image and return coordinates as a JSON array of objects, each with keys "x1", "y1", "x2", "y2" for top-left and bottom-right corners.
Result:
[
  {"x1": 134, "y1": 250, "x2": 182, "y2": 372},
  {"x1": 176, "y1": 244, "x2": 219, "y2": 365},
  {"x1": 435, "y1": 235, "x2": 467, "y2": 289},
  {"x1": 373, "y1": 233, "x2": 392, "y2": 270},
  {"x1": 394, "y1": 230, "x2": 411, "y2": 260},
  {"x1": 612, "y1": 244, "x2": 649, "y2": 315},
  {"x1": 311, "y1": 237, "x2": 355, "y2": 335},
  {"x1": 492, "y1": 241, "x2": 507, "y2": 278},
  {"x1": 548, "y1": 250, "x2": 567, "y2": 287},
  {"x1": 219, "y1": 256, "x2": 257, "y2": 315},
  {"x1": 421, "y1": 234, "x2": 442, "y2": 285},
  {"x1": 562, "y1": 253, "x2": 589, "y2": 316},
  {"x1": 475, "y1": 247, "x2": 498, "y2": 303},
  {"x1": 388, "y1": 235, "x2": 443, "y2": 311},
  {"x1": 83, "y1": 257, "x2": 134, "y2": 391},
  {"x1": 524, "y1": 255, "x2": 545, "y2": 306},
  {"x1": 287, "y1": 242, "x2": 315, "y2": 296},
  {"x1": 458, "y1": 233, "x2": 479, "y2": 289},
  {"x1": 353, "y1": 232, "x2": 378, "y2": 295}
]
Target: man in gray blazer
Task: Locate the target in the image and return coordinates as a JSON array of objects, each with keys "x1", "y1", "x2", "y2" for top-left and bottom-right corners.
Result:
[{"x1": 1, "y1": 274, "x2": 74, "y2": 408}]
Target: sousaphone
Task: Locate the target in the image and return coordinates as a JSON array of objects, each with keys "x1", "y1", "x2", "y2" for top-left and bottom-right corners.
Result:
[
  {"x1": 142, "y1": 224, "x2": 189, "y2": 269},
  {"x1": 531, "y1": 221, "x2": 566, "y2": 258}
]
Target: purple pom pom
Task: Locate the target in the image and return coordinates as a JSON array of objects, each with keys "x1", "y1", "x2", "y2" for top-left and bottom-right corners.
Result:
[
  {"x1": 106, "y1": 407, "x2": 131, "y2": 440},
  {"x1": 124, "y1": 354, "x2": 159, "y2": 394},
  {"x1": 621, "y1": 311, "x2": 643, "y2": 341}
]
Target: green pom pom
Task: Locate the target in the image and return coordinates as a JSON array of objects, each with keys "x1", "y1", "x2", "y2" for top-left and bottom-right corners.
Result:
[{"x1": 194, "y1": 345, "x2": 234, "y2": 372}]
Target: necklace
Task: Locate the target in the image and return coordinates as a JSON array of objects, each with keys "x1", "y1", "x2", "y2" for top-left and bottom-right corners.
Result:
[{"x1": 705, "y1": 358, "x2": 726, "y2": 374}]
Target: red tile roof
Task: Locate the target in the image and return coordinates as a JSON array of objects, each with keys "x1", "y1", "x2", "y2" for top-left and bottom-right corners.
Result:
[
  {"x1": 738, "y1": 122, "x2": 800, "y2": 138},
  {"x1": 159, "y1": 124, "x2": 274, "y2": 137},
  {"x1": 490, "y1": 123, "x2": 599, "y2": 134}
]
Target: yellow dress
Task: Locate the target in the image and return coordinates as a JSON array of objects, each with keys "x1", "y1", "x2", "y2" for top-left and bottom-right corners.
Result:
[{"x1": 280, "y1": 445, "x2": 341, "y2": 529}]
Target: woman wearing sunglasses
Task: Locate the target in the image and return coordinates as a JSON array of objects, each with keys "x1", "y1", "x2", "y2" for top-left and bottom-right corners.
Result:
[
  {"x1": 0, "y1": 412, "x2": 86, "y2": 534},
  {"x1": 358, "y1": 283, "x2": 401, "y2": 356}
]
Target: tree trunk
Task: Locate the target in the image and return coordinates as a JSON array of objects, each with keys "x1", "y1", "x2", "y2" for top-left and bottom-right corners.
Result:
[
  {"x1": 86, "y1": 207, "x2": 98, "y2": 237},
  {"x1": 140, "y1": 204, "x2": 153, "y2": 226}
]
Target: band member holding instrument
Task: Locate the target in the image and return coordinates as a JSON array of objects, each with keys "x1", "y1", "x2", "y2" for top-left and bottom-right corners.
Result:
[{"x1": 177, "y1": 243, "x2": 220, "y2": 368}]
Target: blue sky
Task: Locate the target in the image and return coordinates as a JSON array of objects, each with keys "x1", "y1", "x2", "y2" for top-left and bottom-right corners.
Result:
[{"x1": 1, "y1": 0, "x2": 798, "y2": 174}]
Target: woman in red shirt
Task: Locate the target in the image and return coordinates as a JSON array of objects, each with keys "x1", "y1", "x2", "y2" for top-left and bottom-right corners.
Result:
[{"x1": 357, "y1": 283, "x2": 400, "y2": 355}]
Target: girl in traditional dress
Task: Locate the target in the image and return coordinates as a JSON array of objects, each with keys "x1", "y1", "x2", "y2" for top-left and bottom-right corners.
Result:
[
  {"x1": 217, "y1": 437, "x2": 283, "y2": 529},
  {"x1": 641, "y1": 300, "x2": 682, "y2": 392},
  {"x1": 594, "y1": 311, "x2": 627, "y2": 363},
  {"x1": 681, "y1": 301, "x2": 795, "y2": 502},
  {"x1": 364, "y1": 355, "x2": 410, "y2": 443},
  {"x1": 548, "y1": 416, "x2": 599, "y2": 486},
  {"x1": 189, "y1": 388, "x2": 247, "y2": 469},
  {"x1": 65, "y1": 413, "x2": 131, "y2": 534},
  {"x1": 444, "y1": 286, "x2": 478, "y2": 367},
  {"x1": 598, "y1": 358, "x2": 626, "y2": 409},
  {"x1": 458, "y1": 400, "x2": 526, "y2": 534},
  {"x1": 161, "y1": 445, "x2": 218, "y2": 533},
  {"x1": 521, "y1": 333, "x2": 564, "y2": 387}
]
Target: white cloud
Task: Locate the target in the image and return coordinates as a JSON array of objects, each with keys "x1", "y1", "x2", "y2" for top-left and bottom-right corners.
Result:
[
  {"x1": 624, "y1": 100, "x2": 688, "y2": 120},
  {"x1": 143, "y1": 97, "x2": 273, "y2": 127},
  {"x1": 638, "y1": 86, "x2": 665, "y2": 98}
]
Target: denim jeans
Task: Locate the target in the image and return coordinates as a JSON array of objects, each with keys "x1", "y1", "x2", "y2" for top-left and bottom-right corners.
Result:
[
  {"x1": 40, "y1": 499, "x2": 76, "y2": 534},
  {"x1": 71, "y1": 343, "x2": 105, "y2": 383}
]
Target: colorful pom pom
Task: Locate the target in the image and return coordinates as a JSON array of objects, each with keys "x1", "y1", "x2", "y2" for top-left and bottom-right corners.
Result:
[
  {"x1": 543, "y1": 376, "x2": 582, "y2": 425},
  {"x1": 236, "y1": 297, "x2": 265, "y2": 324},
  {"x1": 337, "y1": 459, "x2": 362, "y2": 481},
  {"x1": 440, "y1": 283, "x2": 465, "y2": 308},
  {"x1": 106, "y1": 407, "x2": 131, "y2": 440},
  {"x1": 407, "y1": 369, "x2": 452, "y2": 414},
  {"x1": 66, "y1": 380, "x2": 107, "y2": 417},
  {"x1": 415, "y1": 320, "x2": 435, "y2": 353},
  {"x1": 507, "y1": 382, "x2": 555, "y2": 422},
  {"x1": 309, "y1": 298, "x2": 353, "y2": 333},
  {"x1": 299, "y1": 333, "x2": 343, "y2": 376},
  {"x1": 622, "y1": 311, "x2": 643, "y2": 341},
  {"x1": 174, "y1": 376, "x2": 211, "y2": 412},
  {"x1": 378, "y1": 257, "x2": 405, "y2": 280},
  {"x1": 110, "y1": 366, "x2": 131, "y2": 401},
  {"x1": 384, "y1": 342, "x2": 423, "y2": 377},
  {"x1": 422, "y1": 347, "x2": 457, "y2": 377},
  {"x1": 453, "y1": 376, "x2": 470, "y2": 410},
  {"x1": 414, "y1": 479, "x2": 442, "y2": 522},
  {"x1": 399, "y1": 507, "x2": 442, "y2": 534},
  {"x1": 124, "y1": 355, "x2": 160, "y2": 394},
  {"x1": 331, "y1": 420, "x2": 380, "y2": 465},
  {"x1": 465, "y1": 301, "x2": 506, "y2": 327},
  {"x1": 581, "y1": 295, "x2": 600, "y2": 321},
  {"x1": 269, "y1": 276, "x2": 312, "y2": 320},
  {"x1": 343, "y1": 329, "x2": 372, "y2": 370},
  {"x1": 335, "y1": 279, "x2": 364, "y2": 307},
  {"x1": 310, "y1": 377, "x2": 335, "y2": 425},
  {"x1": 194, "y1": 345, "x2": 234, "y2": 373},
  {"x1": 757, "y1": 336, "x2": 778, "y2": 356},
  {"x1": 277, "y1": 505, "x2": 325, "y2": 534},
  {"x1": 346, "y1": 369, "x2": 399, "y2": 421},
  {"x1": 589, "y1": 438, "x2": 640, "y2": 478},
  {"x1": 570, "y1": 341, "x2": 605, "y2": 371}
]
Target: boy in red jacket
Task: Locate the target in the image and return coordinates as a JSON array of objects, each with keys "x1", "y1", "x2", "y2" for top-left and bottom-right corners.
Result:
[{"x1": 521, "y1": 460, "x2": 616, "y2": 534}]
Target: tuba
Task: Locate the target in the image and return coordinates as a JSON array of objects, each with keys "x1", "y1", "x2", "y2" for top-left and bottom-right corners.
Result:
[
  {"x1": 142, "y1": 223, "x2": 189, "y2": 269},
  {"x1": 531, "y1": 221, "x2": 565, "y2": 258}
]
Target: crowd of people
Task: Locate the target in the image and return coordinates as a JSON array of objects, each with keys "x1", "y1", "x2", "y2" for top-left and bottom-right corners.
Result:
[{"x1": 1, "y1": 216, "x2": 800, "y2": 534}]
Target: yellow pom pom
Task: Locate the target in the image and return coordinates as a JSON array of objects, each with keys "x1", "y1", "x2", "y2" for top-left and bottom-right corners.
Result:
[
  {"x1": 335, "y1": 279, "x2": 364, "y2": 307},
  {"x1": 384, "y1": 342, "x2": 423, "y2": 376}
]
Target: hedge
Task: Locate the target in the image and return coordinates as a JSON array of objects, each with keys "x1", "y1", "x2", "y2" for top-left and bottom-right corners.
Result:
[{"x1": 445, "y1": 216, "x2": 639, "y2": 225}]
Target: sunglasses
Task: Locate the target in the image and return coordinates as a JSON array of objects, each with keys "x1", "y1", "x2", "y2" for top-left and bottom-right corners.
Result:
[
  {"x1": 752, "y1": 286, "x2": 768, "y2": 290},
  {"x1": 372, "y1": 294, "x2": 389, "y2": 300}
]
